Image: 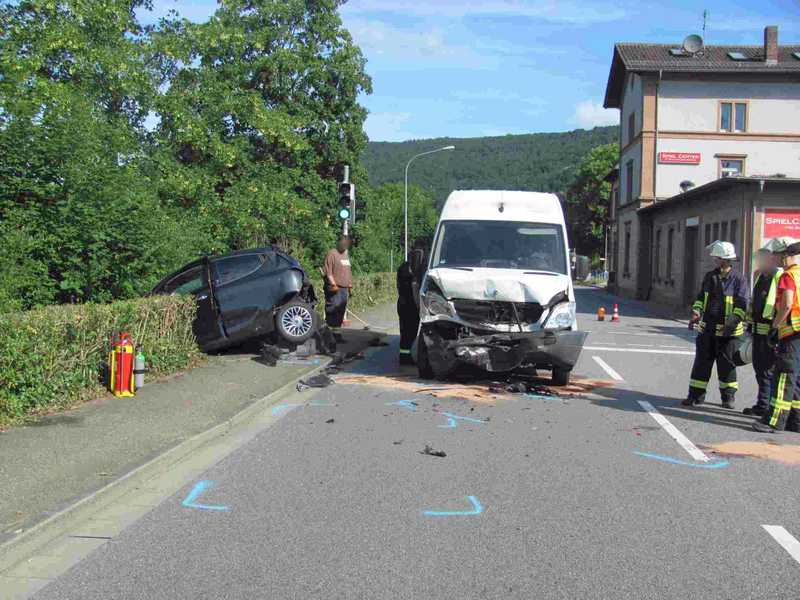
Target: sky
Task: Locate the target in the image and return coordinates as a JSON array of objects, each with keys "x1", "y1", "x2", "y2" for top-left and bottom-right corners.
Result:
[{"x1": 140, "y1": 0, "x2": 800, "y2": 142}]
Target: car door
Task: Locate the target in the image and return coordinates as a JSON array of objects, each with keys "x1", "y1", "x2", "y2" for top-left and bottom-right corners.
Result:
[
  {"x1": 210, "y1": 253, "x2": 273, "y2": 342},
  {"x1": 159, "y1": 262, "x2": 224, "y2": 349}
]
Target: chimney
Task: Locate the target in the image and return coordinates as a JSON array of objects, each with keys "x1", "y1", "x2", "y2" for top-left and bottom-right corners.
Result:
[{"x1": 764, "y1": 25, "x2": 778, "y2": 65}]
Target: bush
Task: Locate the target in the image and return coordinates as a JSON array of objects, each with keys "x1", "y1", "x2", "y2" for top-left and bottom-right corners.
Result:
[
  {"x1": 0, "y1": 296, "x2": 199, "y2": 425},
  {"x1": 310, "y1": 272, "x2": 395, "y2": 316}
]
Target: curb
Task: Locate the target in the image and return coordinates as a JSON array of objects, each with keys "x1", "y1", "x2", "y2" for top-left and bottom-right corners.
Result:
[{"x1": 0, "y1": 356, "x2": 330, "y2": 573}]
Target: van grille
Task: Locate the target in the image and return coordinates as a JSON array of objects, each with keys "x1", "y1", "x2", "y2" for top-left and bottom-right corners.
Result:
[{"x1": 452, "y1": 299, "x2": 543, "y2": 325}]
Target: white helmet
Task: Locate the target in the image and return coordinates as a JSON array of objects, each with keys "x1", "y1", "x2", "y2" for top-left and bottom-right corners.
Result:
[
  {"x1": 707, "y1": 240, "x2": 737, "y2": 260},
  {"x1": 762, "y1": 237, "x2": 799, "y2": 254}
]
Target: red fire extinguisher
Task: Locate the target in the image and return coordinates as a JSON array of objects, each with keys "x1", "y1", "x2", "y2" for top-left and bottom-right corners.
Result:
[{"x1": 109, "y1": 332, "x2": 136, "y2": 397}]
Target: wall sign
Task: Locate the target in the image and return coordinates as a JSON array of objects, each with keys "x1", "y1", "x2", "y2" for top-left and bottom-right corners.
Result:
[
  {"x1": 764, "y1": 209, "x2": 800, "y2": 237},
  {"x1": 659, "y1": 152, "x2": 701, "y2": 165}
]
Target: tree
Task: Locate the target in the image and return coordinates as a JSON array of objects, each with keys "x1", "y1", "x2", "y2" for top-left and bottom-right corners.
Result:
[{"x1": 565, "y1": 143, "x2": 617, "y2": 256}]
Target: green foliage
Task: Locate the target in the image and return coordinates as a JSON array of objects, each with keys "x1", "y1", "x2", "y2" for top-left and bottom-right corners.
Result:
[
  {"x1": 565, "y1": 143, "x2": 618, "y2": 255},
  {"x1": 310, "y1": 272, "x2": 395, "y2": 316},
  {"x1": 0, "y1": 295, "x2": 199, "y2": 426},
  {"x1": 361, "y1": 127, "x2": 619, "y2": 207}
]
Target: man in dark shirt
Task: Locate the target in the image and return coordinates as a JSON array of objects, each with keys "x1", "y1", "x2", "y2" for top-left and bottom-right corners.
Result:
[{"x1": 685, "y1": 241, "x2": 749, "y2": 409}]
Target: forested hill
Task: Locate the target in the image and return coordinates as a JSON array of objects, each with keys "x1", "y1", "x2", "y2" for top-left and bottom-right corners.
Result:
[{"x1": 362, "y1": 126, "x2": 618, "y2": 206}]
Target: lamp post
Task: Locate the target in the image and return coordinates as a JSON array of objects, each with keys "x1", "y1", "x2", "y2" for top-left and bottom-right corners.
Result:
[{"x1": 404, "y1": 145, "x2": 454, "y2": 261}]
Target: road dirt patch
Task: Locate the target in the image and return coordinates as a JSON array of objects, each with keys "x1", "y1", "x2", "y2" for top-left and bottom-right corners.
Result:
[
  {"x1": 707, "y1": 441, "x2": 800, "y2": 465},
  {"x1": 334, "y1": 374, "x2": 613, "y2": 404}
]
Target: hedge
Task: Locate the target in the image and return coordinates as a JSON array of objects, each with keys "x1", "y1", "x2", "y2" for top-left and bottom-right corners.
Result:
[
  {"x1": 310, "y1": 272, "x2": 395, "y2": 316},
  {"x1": 0, "y1": 296, "x2": 199, "y2": 425}
]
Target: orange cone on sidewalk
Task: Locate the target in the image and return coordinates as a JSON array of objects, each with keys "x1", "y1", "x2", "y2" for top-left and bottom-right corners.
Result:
[
  {"x1": 611, "y1": 304, "x2": 620, "y2": 322},
  {"x1": 597, "y1": 307, "x2": 606, "y2": 321}
]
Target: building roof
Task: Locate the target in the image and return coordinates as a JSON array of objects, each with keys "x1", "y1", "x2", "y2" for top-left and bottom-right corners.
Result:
[
  {"x1": 638, "y1": 176, "x2": 800, "y2": 214},
  {"x1": 604, "y1": 43, "x2": 800, "y2": 108}
]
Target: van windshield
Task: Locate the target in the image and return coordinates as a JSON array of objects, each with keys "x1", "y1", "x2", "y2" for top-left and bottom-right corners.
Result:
[{"x1": 431, "y1": 220, "x2": 567, "y2": 274}]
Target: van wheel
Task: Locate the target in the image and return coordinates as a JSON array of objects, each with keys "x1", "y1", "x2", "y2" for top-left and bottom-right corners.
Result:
[
  {"x1": 276, "y1": 301, "x2": 317, "y2": 344},
  {"x1": 417, "y1": 337, "x2": 434, "y2": 379},
  {"x1": 551, "y1": 367, "x2": 571, "y2": 386}
]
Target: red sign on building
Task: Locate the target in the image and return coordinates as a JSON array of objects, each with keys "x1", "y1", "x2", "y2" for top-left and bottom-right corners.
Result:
[
  {"x1": 658, "y1": 152, "x2": 701, "y2": 165},
  {"x1": 764, "y1": 209, "x2": 800, "y2": 237}
]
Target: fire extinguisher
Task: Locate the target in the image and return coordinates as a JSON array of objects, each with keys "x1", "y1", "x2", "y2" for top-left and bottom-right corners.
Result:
[
  {"x1": 109, "y1": 332, "x2": 136, "y2": 397},
  {"x1": 134, "y1": 346, "x2": 146, "y2": 390}
]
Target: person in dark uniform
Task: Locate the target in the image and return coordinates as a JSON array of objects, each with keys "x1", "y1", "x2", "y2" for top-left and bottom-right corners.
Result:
[
  {"x1": 396, "y1": 240, "x2": 428, "y2": 365},
  {"x1": 743, "y1": 244, "x2": 783, "y2": 416},
  {"x1": 684, "y1": 241, "x2": 749, "y2": 409}
]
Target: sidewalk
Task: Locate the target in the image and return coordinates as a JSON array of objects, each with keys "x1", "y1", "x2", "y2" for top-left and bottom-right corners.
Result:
[{"x1": 0, "y1": 304, "x2": 395, "y2": 543}]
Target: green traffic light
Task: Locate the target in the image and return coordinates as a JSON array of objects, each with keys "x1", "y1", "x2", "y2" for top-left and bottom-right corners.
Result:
[{"x1": 339, "y1": 208, "x2": 350, "y2": 220}]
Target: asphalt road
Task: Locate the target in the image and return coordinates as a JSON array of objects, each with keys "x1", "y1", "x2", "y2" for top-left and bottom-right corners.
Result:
[{"x1": 30, "y1": 288, "x2": 800, "y2": 599}]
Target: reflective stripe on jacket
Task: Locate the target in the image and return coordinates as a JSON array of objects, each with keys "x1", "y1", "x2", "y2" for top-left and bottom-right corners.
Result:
[
  {"x1": 778, "y1": 265, "x2": 800, "y2": 340},
  {"x1": 749, "y1": 269, "x2": 782, "y2": 336}
]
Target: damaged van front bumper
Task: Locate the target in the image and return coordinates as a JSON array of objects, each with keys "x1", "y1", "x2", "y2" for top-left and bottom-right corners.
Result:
[{"x1": 420, "y1": 322, "x2": 588, "y2": 375}]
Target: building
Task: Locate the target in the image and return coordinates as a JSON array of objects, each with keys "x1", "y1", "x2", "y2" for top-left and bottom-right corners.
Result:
[{"x1": 603, "y1": 25, "x2": 800, "y2": 307}]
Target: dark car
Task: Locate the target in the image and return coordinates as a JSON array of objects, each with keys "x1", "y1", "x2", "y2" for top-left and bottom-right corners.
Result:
[{"x1": 152, "y1": 247, "x2": 318, "y2": 352}]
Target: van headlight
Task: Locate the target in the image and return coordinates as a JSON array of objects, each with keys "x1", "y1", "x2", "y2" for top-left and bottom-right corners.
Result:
[
  {"x1": 421, "y1": 279, "x2": 455, "y2": 318},
  {"x1": 544, "y1": 301, "x2": 576, "y2": 330}
]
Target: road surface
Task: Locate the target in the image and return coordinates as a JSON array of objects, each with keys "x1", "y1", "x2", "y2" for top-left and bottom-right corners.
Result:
[{"x1": 11, "y1": 288, "x2": 800, "y2": 599}]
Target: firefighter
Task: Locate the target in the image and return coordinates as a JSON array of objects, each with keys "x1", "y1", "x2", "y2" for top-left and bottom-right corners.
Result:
[
  {"x1": 743, "y1": 241, "x2": 787, "y2": 416},
  {"x1": 396, "y1": 240, "x2": 428, "y2": 365},
  {"x1": 753, "y1": 240, "x2": 800, "y2": 433},
  {"x1": 684, "y1": 241, "x2": 749, "y2": 409}
]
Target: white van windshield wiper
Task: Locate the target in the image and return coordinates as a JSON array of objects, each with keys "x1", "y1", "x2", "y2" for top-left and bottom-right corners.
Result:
[
  {"x1": 523, "y1": 270, "x2": 561, "y2": 276},
  {"x1": 439, "y1": 265, "x2": 474, "y2": 272}
]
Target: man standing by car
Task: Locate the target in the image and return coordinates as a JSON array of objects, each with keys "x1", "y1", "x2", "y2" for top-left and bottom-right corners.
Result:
[{"x1": 324, "y1": 236, "x2": 352, "y2": 341}]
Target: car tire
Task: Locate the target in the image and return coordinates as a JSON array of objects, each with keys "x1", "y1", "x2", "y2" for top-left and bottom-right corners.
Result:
[
  {"x1": 417, "y1": 337, "x2": 435, "y2": 379},
  {"x1": 551, "y1": 367, "x2": 571, "y2": 386},
  {"x1": 275, "y1": 301, "x2": 317, "y2": 344}
]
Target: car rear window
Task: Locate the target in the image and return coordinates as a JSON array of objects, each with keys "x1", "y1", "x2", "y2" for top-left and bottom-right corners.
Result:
[
  {"x1": 214, "y1": 255, "x2": 263, "y2": 286},
  {"x1": 162, "y1": 266, "x2": 205, "y2": 295}
]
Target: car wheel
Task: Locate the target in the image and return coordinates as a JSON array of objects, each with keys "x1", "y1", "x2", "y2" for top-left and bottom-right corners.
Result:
[
  {"x1": 417, "y1": 336, "x2": 434, "y2": 379},
  {"x1": 275, "y1": 301, "x2": 317, "y2": 344},
  {"x1": 551, "y1": 367, "x2": 570, "y2": 386}
]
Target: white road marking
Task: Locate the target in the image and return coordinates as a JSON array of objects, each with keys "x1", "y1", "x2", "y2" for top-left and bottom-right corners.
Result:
[
  {"x1": 763, "y1": 526, "x2": 800, "y2": 565},
  {"x1": 592, "y1": 356, "x2": 624, "y2": 381},
  {"x1": 637, "y1": 400, "x2": 710, "y2": 462},
  {"x1": 585, "y1": 346, "x2": 694, "y2": 356}
]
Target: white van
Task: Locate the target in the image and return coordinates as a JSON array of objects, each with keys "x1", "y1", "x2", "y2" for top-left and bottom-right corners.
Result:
[{"x1": 416, "y1": 190, "x2": 587, "y2": 385}]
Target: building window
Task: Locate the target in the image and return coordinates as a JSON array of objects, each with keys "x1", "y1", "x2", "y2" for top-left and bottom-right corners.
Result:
[
  {"x1": 624, "y1": 222, "x2": 631, "y2": 276},
  {"x1": 628, "y1": 111, "x2": 636, "y2": 145},
  {"x1": 704, "y1": 223, "x2": 711, "y2": 246},
  {"x1": 719, "y1": 156, "x2": 745, "y2": 178},
  {"x1": 721, "y1": 221, "x2": 729, "y2": 241},
  {"x1": 666, "y1": 227, "x2": 674, "y2": 281},
  {"x1": 654, "y1": 229, "x2": 662, "y2": 280},
  {"x1": 730, "y1": 220, "x2": 738, "y2": 248},
  {"x1": 625, "y1": 160, "x2": 634, "y2": 203},
  {"x1": 720, "y1": 101, "x2": 747, "y2": 132},
  {"x1": 713, "y1": 222, "x2": 720, "y2": 241}
]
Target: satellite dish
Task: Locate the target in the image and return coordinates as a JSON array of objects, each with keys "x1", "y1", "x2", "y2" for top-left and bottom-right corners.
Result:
[{"x1": 682, "y1": 34, "x2": 704, "y2": 54}]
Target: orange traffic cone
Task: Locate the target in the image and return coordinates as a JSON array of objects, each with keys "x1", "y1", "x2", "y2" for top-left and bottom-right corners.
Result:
[
  {"x1": 597, "y1": 307, "x2": 606, "y2": 321},
  {"x1": 611, "y1": 304, "x2": 620, "y2": 322}
]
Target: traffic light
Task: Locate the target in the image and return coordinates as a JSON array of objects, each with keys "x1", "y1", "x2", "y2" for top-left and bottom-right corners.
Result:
[{"x1": 338, "y1": 182, "x2": 355, "y2": 223}]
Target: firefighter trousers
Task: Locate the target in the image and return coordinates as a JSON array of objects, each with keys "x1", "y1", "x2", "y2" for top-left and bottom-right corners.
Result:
[
  {"x1": 760, "y1": 335, "x2": 800, "y2": 432},
  {"x1": 752, "y1": 333, "x2": 776, "y2": 409},
  {"x1": 397, "y1": 297, "x2": 420, "y2": 357},
  {"x1": 688, "y1": 332, "x2": 738, "y2": 403}
]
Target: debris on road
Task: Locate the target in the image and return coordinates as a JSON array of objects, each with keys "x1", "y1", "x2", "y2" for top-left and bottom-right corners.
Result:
[
  {"x1": 258, "y1": 343, "x2": 285, "y2": 366},
  {"x1": 296, "y1": 373, "x2": 335, "y2": 391},
  {"x1": 325, "y1": 418, "x2": 335, "y2": 424},
  {"x1": 706, "y1": 441, "x2": 800, "y2": 465},
  {"x1": 421, "y1": 444, "x2": 447, "y2": 458}
]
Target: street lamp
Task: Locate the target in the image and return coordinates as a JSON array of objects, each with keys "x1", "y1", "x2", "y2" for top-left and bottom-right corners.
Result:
[{"x1": 404, "y1": 145, "x2": 455, "y2": 261}]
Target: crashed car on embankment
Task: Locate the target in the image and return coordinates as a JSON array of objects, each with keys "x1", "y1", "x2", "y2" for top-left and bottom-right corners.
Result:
[
  {"x1": 415, "y1": 190, "x2": 587, "y2": 385},
  {"x1": 151, "y1": 247, "x2": 318, "y2": 352}
]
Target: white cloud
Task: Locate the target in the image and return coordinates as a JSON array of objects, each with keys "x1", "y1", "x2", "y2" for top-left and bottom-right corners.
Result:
[
  {"x1": 570, "y1": 100, "x2": 618, "y2": 128},
  {"x1": 343, "y1": 0, "x2": 628, "y2": 24},
  {"x1": 364, "y1": 111, "x2": 416, "y2": 142}
]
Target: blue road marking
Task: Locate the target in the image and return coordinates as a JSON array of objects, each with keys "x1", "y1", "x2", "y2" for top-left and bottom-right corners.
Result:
[
  {"x1": 441, "y1": 411, "x2": 487, "y2": 424},
  {"x1": 424, "y1": 495, "x2": 483, "y2": 517},
  {"x1": 525, "y1": 393, "x2": 561, "y2": 402},
  {"x1": 271, "y1": 403, "x2": 300, "y2": 417},
  {"x1": 386, "y1": 400, "x2": 418, "y2": 411},
  {"x1": 181, "y1": 480, "x2": 230, "y2": 511},
  {"x1": 438, "y1": 417, "x2": 457, "y2": 429},
  {"x1": 310, "y1": 401, "x2": 334, "y2": 407},
  {"x1": 633, "y1": 451, "x2": 729, "y2": 469}
]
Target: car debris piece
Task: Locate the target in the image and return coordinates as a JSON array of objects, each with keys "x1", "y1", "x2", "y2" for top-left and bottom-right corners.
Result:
[
  {"x1": 296, "y1": 373, "x2": 335, "y2": 391},
  {"x1": 421, "y1": 444, "x2": 447, "y2": 458},
  {"x1": 325, "y1": 418, "x2": 335, "y2": 424},
  {"x1": 258, "y1": 343, "x2": 285, "y2": 367}
]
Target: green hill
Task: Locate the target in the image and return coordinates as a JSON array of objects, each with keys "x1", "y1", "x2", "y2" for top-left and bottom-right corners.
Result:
[{"x1": 362, "y1": 126, "x2": 619, "y2": 207}]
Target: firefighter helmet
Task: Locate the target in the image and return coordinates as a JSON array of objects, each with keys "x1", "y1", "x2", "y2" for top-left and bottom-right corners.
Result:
[
  {"x1": 763, "y1": 237, "x2": 799, "y2": 254},
  {"x1": 706, "y1": 240, "x2": 737, "y2": 260}
]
